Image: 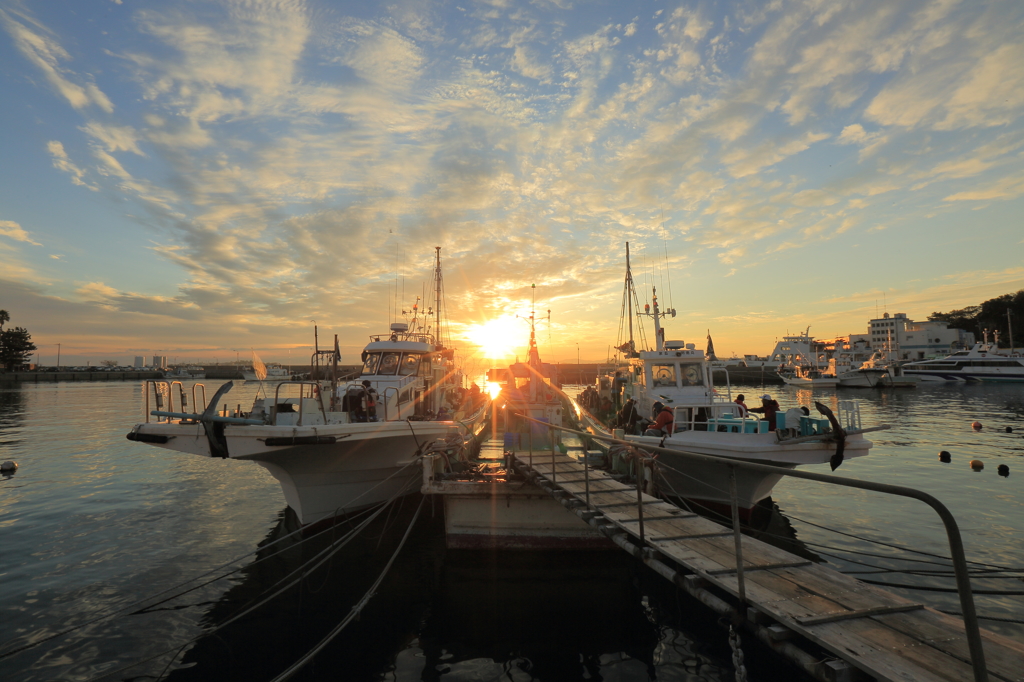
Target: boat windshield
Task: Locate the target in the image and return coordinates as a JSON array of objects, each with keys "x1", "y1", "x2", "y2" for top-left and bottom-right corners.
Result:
[
  {"x1": 362, "y1": 352, "x2": 380, "y2": 374},
  {"x1": 651, "y1": 364, "x2": 678, "y2": 387},
  {"x1": 681, "y1": 363, "x2": 704, "y2": 386},
  {"x1": 378, "y1": 352, "x2": 401, "y2": 375},
  {"x1": 399, "y1": 353, "x2": 420, "y2": 376}
]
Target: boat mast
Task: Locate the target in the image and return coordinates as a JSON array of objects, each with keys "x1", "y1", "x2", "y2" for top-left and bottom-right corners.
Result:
[
  {"x1": 434, "y1": 246, "x2": 442, "y2": 347},
  {"x1": 652, "y1": 286, "x2": 664, "y2": 351},
  {"x1": 626, "y1": 243, "x2": 634, "y2": 352}
]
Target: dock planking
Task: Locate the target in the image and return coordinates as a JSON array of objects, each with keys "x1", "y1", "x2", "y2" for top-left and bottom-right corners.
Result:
[{"x1": 514, "y1": 450, "x2": 1024, "y2": 682}]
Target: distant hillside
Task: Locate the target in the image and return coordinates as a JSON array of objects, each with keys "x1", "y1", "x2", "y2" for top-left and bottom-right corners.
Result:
[{"x1": 929, "y1": 290, "x2": 1024, "y2": 347}]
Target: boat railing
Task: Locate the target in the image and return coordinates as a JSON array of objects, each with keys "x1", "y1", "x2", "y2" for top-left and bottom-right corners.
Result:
[
  {"x1": 192, "y1": 383, "x2": 208, "y2": 414},
  {"x1": 381, "y1": 387, "x2": 399, "y2": 421},
  {"x1": 514, "y1": 412, "x2": 989, "y2": 682},
  {"x1": 144, "y1": 380, "x2": 189, "y2": 422},
  {"x1": 272, "y1": 381, "x2": 326, "y2": 426}
]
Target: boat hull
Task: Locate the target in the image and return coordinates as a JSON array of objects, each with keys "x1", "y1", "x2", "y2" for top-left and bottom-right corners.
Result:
[
  {"x1": 131, "y1": 420, "x2": 460, "y2": 525},
  {"x1": 625, "y1": 431, "x2": 870, "y2": 508}
]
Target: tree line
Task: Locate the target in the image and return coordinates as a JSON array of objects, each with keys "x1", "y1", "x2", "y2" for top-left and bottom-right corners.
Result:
[
  {"x1": 929, "y1": 289, "x2": 1024, "y2": 348},
  {"x1": 0, "y1": 310, "x2": 38, "y2": 371}
]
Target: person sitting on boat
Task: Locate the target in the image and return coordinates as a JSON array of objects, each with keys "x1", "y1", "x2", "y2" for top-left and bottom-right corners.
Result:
[
  {"x1": 436, "y1": 406, "x2": 450, "y2": 420},
  {"x1": 361, "y1": 380, "x2": 379, "y2": 421},
  {"x1": 612, "y1": 371, "x2": 626, "y2": 410},
  {"x1": 749, "y1": 394, "x2": 781, "y2": 430},
  {"x1": 782, "y1": 405, "x2": 810, "y2": 437},
  {"x1": 733, "y1": 394, "x2": 749, "y2": 417},
  {"x1": 616, "y1": 398, "x2": 640, "y2": 433},
  {"x1": 600, "y1": 396, "x2": 613, "y2": 419},
  {"x1": 644, "y1": 402, "x2": 675, "y2": 437}
]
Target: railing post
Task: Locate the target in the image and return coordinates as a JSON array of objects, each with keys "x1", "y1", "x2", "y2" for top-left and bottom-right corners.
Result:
[
  {"x1": 550, "y1": 423, "x2": 556, "y2": 485},
  {"x1": 584, "y1": 441, "x2": 591, "y2": 510},
  {"x1": 634, "y1": 448, "x2": 645, "y2": 544},
  {"x1": 729, "y1": 464, "x2": 747, "y2": 607}
]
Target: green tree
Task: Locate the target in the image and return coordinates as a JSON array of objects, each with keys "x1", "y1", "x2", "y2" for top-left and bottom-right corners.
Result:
[
  {"x1": 0, "y1": 326, "x2": 37, "y2": 370},
  {"x1": 0, "y1": 309, "x2": 9, "y2": 331},
  {"x1": 930, "y1": 289, "x2": 1024, "y2": 348}
]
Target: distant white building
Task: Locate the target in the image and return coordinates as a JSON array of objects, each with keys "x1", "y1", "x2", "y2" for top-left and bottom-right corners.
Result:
[
  {"x1": 134, "y1": 356, "x2": 146, "y2": 368},
  {"x1": 151, "y1": 355, "x2": 167, "y2": 369},
  {"x1": 849, "y1": 313, "x2": 974, "y2": 361}
]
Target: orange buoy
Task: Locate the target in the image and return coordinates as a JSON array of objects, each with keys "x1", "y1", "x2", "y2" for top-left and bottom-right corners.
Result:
[
  {"x1": 969, "y1": 459, "x2": 984, "y2": 471},
  {"x1": 971, "y1": 421, "x2": 982, "y2": 431}
]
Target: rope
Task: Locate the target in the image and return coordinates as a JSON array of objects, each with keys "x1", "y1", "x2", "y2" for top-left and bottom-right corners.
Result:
[{"x1": 269, "y1": 496, "x2": 426, "y2": 681}]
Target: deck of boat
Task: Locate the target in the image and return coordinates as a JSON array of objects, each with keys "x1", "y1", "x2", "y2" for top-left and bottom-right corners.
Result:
[{"x1": 508, "y1": 446, "x2": 1024, "y2": 682}]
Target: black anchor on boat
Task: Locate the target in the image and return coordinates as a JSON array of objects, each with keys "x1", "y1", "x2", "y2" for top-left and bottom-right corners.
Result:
[{"x1": 814, "y1": 401, "x2": 847, "y2": 471}]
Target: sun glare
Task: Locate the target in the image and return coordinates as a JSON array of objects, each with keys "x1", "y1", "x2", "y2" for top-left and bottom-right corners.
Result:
[
  {"x1": 486, "y1": 381, "x2": 503, "y2": 399},
  {"x1": 463, "y1": 315, "x2": 525, "y2": 360}
]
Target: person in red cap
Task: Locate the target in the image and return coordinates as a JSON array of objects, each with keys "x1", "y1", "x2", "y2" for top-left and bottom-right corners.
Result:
[{"x1": 749, "y1": 394, "x2": 781, "y2": 430}]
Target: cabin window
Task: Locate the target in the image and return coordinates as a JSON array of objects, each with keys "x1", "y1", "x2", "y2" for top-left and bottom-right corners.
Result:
[
  {"x1": 399, "y1": 353, "x2": 421, "y2": 376},
  {"x1": 651, "y1": 364, "x2": 677, "y2": 387},
  {"x1": 682, "y1": 363, "x2": 704, "y2": 386},
  {"x1": 361, "y1": 352, "x2": 380, "y2": 375},
  {"x1": 378, "y1": 352, "x2": 401, "y2": 375}
]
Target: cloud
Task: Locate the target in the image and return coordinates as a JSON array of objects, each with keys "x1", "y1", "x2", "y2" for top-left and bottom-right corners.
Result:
[
  {"x1": 47, "y1": 140, "x2": 97, "y2": 190},
  {"x1": 0, "y1": 220, "x2": 42, "y2": 246},
  {"x1": 943, "y1": 173, "x2": 1024, "y2": 202},
  {"x1": 0, "y1": 7, "x2": 113, "y2": 111}
]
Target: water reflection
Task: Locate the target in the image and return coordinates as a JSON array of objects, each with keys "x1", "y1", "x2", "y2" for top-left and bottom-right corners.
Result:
[
  {"x1": 0, "y1": 389, "x2": 26, "y2": 448},
  {"x1": 164, "y1": 498, "x2": 739, "y2": 682}
]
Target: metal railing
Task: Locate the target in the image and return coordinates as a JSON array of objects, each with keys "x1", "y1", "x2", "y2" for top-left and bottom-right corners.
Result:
[
  {"x1": 272, "y1": 381, "x2": 326, "y2": 426},
  {"x1": 144, "y1": 380, "x2": 188, "y2": 422},
  {"x1": 515, "y1": 412, "x2": 989, "y2": 682}
]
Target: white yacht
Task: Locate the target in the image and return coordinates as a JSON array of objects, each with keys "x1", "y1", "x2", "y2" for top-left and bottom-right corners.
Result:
[
  {"x1": 902, "y1": 331, "x2": 1024, "y2": 382},
  {"x1": 126, "y1": 248, "x2": 473, "y2": 526},
  {"x1": 590, "y1": 244, "x2": 880, "y2": 510}
]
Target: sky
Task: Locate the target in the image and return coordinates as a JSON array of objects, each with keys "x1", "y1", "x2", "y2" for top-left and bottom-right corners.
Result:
[{"x1": 1, "y1": 0, "x2": 1022, "y2": 372}]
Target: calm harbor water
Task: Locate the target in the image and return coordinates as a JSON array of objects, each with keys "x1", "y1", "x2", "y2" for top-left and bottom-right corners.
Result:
[{"x1": 0, "y1": 379, "x2": 1022, "y2": 681}]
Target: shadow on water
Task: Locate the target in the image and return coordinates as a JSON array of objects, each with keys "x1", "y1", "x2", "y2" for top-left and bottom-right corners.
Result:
[
  {"x1": 162, "y1": 493, "x2": 817, "y2": 682},
  {"x1": 0, "y1": 389, "x2": 25, "y2": 448}
]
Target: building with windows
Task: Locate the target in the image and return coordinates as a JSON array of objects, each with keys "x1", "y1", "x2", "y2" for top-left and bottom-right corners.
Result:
[
  {"x1": 849, "y1": 313, "x2": 974, "y2": 361},
  {"x1": 133, "y1": 356, "x2": 146, "y2": 368}
]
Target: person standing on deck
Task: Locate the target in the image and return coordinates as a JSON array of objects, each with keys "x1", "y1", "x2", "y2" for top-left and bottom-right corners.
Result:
[
  {"x1": 749, "y1": 394, "x2": 781, "y2": 430},
  {"x1": 733, "y1": 394, "x2": 749, "y2": 417}
]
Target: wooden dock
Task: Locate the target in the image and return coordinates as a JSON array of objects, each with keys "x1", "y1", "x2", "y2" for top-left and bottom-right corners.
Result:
[{"x1": 512, "y1": 449, "x2": 1024, "y2": 682}]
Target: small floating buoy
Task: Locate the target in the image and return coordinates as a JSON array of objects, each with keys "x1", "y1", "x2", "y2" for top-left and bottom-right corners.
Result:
[
  {"x1": 1006, "y1": 426, "x2": 1013, "y2": 433},
  {"x1": 0, "y1": 461, "x2": 17, "y2": 473},
  {"x1": 971, "y1": 421, "x2": 982, "y2": 431},
  {"x1": 969, "y1": 459, "x2": 984, "y2": 471},
  {"x1": 997, "y1": 464, "x2": 1009, "y2": 477},
  {"x1": 938, "y1": 450, "x2": 951, "y2": 462}
]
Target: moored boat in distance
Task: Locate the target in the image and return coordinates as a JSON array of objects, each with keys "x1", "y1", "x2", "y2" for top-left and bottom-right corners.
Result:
[
  {"x1": 901, "y1": 330, "x2": 1024, "y2": 382},
  {"x1": 126, "y1": 247, "x2": 476, "y2": 526},
  {"x1": 242, "y1": 363, "x2": 291, "y2": 381}
]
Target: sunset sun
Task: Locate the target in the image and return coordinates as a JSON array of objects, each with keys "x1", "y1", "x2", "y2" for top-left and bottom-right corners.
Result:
[{"x1": 463, "y1": 315, "x2": 525, "y2": 360}]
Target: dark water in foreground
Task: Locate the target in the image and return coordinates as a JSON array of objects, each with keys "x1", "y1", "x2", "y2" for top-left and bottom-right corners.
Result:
[{"x1": 0, "y1": 380, "x2": 1022, "y2": 681}]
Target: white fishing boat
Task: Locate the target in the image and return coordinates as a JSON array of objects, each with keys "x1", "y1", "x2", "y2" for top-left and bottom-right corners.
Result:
[
  {"x1": 902, "y1": 331, "x2": 1024, "y2": 382},
  {"x1": 828, "y1": 353, "x2": 888, "y2": 388},
  {"x1": 126, "y1": 248, "x2": 472, "y2": 526},
  {"x1": 587, "y1": 244, "x2": 881, "y2": 511},
  {"x1": 778, "y1": 364, "x2": 839, "y2": 387},
  {"x1": 165, "y1": 365, "x2": 206, "y2": 380},
  {"x1": 242, "y1": 363, "x2": 291, "y2": 381}
]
